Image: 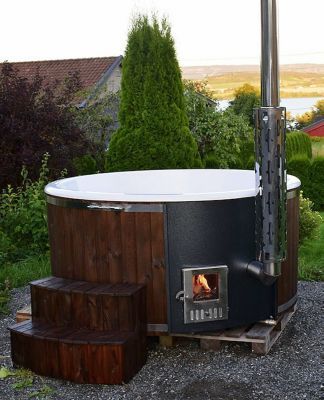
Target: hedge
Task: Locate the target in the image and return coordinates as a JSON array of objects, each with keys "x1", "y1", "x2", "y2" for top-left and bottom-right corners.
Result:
[
  {"x1": 234, "y1": 130, "x2": 312, "y2": 169},
  {"x1": 310, "y1": 157, "x2": 324, "y2": 210},
  {"x1": 286, "y1": 130, "x2": 312, "y2": 161},
  {"x1": 287, "y1": 155, "x2": 324, "y2": 210}
]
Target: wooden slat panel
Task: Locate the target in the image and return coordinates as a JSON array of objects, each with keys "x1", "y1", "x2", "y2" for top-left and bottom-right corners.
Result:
[
  {"x1": 120, "y1": 213, "x2": 137, "y2": 283},
  {"x1": 95, "y1": 211, "x2": 110, "y2": 283},
  {"x1": 277, "y1": 195, "x2": 299, "y2": 309},
  {"x1": 107, "y1": 212, "x2": 123, "y2": 283},
  {"x1": 135, "y1": 213, "x2": 153, "y2": 323},
  {"x1": 47, "y1": 203, "x2": 167, "y2": 327},
  {"x1": 82, "y1": 209, "x2": 98, "y2": 282},
  {"x1": 70, "y1": 208, "x2": 85, "y2": 281},
  {"x1": 150, "y1": 213, "x2": 167, "y2": 324}
]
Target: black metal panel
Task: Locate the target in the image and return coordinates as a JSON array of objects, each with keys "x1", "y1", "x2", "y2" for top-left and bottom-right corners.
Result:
[{"x1": 165, "y1": 197, "x2": 277, "y2": 333}]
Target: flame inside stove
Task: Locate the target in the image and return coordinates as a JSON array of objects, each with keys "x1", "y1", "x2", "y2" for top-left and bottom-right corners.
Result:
[{"x1": 193, "y1": 274, "x2": 211, "y2": 295}]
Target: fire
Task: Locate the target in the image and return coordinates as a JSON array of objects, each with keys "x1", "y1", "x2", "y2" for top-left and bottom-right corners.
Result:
[{"x1": 193, "y1": 274, "x2": 211, "y2": 295}]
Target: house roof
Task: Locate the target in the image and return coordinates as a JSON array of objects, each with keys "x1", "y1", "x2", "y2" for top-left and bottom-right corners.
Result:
[
  {"x1": 6, "y1": 56, "x2": 122, "y2": 90},
  {"x1": 303, "y1": 117, "x2": 324, "y2": 132}
]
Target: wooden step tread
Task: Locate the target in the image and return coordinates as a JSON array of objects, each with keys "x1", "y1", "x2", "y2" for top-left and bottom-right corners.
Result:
[
  {"x1": 10, "y1": 320, "x2": 136, "y2": 345},
  {"x1": 30, "y1": 276, "x2": 147, "y2": 332},
  {"x1": 10, "y1": 321, "x2": 147, "y2": 384},
  {"x1": 31, "y1": 276, "x2": 145, "y2": 296}
]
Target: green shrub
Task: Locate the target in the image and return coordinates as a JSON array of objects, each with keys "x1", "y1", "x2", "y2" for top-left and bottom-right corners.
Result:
[
  {"x1": 287, "y1": 156, "x2": 312, "y2": 199},
  {"x1": 73, "y1": 154, "x2": 98, "y2": 175},
  {"x1": 286, "y1": 131, "x2": 312, "y2": 161},
  {"x1": 106, "y1": 15, "x2": 201, "y2": 171},
  {"x1": 204, "y1": 154, "x2": 221, "y2": 168},
  {"x1": 299, "y1": 192, "x2": 322, "y2": 244},
  {"x1": 309, "y1": 156, "x2": 324, "y2": 210},
  {"x1": 0, "y1": 154, "x2": 56, "y2": 263}
]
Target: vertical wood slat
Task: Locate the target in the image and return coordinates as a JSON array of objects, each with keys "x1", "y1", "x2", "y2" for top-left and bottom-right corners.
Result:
[
  {"x1": 277, "y1": 195, "x2": 299, "y2": 309},
  {"x1": 150, "y1": 213, "x2": 167, "y2": 324},
  {"x1": 120, "y1": 213, "x2": 137, "y2": 283},
  {"x1": 96, "y1": 211, "x2": 111, "y2": 283},
  {"x1": 108, "y1": 212, "x2": 123, "y2": 283},
  {"x1": 135, "y1": 213, "x2": 154, "y2": 324}
]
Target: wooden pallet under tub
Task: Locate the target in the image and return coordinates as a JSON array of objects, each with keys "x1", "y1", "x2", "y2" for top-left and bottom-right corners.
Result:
[
  {"x1": 17, "y1": 302, "x2": 296, "y2": 356},
  {"x1": 159, "y1": 304, "x2": 297, "y2": 355}
]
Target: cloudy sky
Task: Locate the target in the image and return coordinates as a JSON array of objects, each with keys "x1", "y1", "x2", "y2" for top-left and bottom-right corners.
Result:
[{"x1": 1, "y1": 0, "x2": 323, "y2": 66}]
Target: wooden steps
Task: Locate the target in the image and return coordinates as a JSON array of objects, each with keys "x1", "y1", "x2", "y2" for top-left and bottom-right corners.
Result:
[
  {"x1": 10, "y1": 320, "x2": 146, "y2": 384},
  {"x1": 162, "y1": 304, "x2": 297, "y2": 355},
  {"x1": 10, "y1": 277, "x2": 147, "y2": 384},
  {"x1": 30, "y1": 277, "x2": 145, "y2": 331}
]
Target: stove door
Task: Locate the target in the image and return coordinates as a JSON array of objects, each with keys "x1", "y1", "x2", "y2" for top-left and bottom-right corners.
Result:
[{"x1": 183, "y1": 266, "x2": 228, "y2": 324}]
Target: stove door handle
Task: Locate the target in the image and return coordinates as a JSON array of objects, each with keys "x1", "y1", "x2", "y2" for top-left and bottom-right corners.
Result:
[{"x1": 175, "y1": 290, "x2": 185, "y2": 302}]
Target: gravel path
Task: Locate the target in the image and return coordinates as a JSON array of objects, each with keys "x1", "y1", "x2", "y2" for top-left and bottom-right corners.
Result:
[{"x1": 0, "y1": 282, "x2": 323, "y2": 400}]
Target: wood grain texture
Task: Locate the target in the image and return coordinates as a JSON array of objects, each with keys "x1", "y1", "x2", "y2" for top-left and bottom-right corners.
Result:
[
  {"x1": 47, "y1": 203, "x2": 167, "y2": 326},
  {"x1": 30, "y1": 278, "x2": 146, "y2": 333},
  {"x1": 10, "y1": 321, "x2": 146, "y2": 384},
  {"x1": 277, "y1": 195, "x2": 299, "y2": 311}
]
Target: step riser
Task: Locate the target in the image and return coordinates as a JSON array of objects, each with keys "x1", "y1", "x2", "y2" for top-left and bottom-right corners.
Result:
[
  {"x1": 31, "y1": 281, "x2": 146, "y2": 332},
  {"x1": 10, "y1": 329, "x2": 146, "y2": 384}
]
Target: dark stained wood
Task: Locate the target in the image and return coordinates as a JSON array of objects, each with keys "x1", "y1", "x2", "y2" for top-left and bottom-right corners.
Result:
[
  {"x1": 10, "y1": 322, "x2": 147, "y2": 384},
  {"x1": 120, "y1": 213, "x2": 137, "y2": 283},
  {"x1": 150, "y1": 213, "x2": 167, "y2": 324},
  {"x1": 95, "y1": 211, "x2": 111, "y2": 282},
  {"x1": 107, "y1": 212, "x2": 123, "y2": 283},
  {"x1": 47, "y1": 203, "x2": 167, "y2": 328},
  {"x1": 277, "y1": 195, "x2": 299, "y2": 311},
  {"x1": 135, "y1": 213, "x2": 154, "y2": 323},
  {"x1": 30, "y1": 278, "x2": 146, "y2": 333}
]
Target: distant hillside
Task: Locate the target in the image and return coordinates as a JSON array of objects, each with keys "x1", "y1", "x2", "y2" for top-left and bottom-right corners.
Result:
[{"x1": 181, "y1": 64, "x2": 324, "y2": 99}]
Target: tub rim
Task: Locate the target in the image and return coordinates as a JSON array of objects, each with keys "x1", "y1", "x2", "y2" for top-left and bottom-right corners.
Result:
[{"x1": 45, "y1": 169, "x2": 301, "y2": 203}]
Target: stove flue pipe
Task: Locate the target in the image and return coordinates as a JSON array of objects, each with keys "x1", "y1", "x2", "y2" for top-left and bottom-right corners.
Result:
[{"x1": 247, "y1": 0, "x2": 287, "y2": 285}]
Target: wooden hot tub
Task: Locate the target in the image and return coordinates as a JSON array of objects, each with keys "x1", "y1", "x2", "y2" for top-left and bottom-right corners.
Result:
[
  {"x1": 44, "y1": 169, "x2": 300, "y2": 333},
  {"x1": 10, "y1": 169, "x2": 300, "y2": 383}
]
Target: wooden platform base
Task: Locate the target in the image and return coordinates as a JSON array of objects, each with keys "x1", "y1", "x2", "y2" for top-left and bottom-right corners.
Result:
[{"x1": 160, "y1": 304, "x2": 297, "y2": 355}]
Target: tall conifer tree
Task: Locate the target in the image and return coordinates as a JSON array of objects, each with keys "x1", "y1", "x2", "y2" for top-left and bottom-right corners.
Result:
[{"x1": 106, "y1": 16, "x2": 201, "y2": 171}]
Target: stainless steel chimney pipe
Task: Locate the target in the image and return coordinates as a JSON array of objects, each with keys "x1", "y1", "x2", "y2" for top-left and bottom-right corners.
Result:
[
  {"x1": 247, "y1": 0, "x2": 287, "y2": 285},
  {"x1": 261, "y1": 0, "x2": 279, "y2": 107}
]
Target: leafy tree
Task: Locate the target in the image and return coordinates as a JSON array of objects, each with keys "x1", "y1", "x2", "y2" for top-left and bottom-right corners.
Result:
[
  {"x1": 0, "y1": 62, "x2": 93, "y2": 188},
  {"x1": 229, "y1": 83, "x2": 260, "y2": 126},
  {"x1": 183, "y1": 80, "x2": 252, "y2": 168},
  {"x1": 106, "y1": 16, "x2": 201, "y2": 171},
  {"x1": 72, "y1": 89, "x2": 120, "y2": 172},
  {"x1": 296, "y1": 98, "x2": 324, "y2": 129}
]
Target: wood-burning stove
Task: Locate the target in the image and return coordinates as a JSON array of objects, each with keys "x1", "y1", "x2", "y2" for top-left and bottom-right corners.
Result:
[{"x1": 180, "y1": 265, "x2": 228, "y2": 324}]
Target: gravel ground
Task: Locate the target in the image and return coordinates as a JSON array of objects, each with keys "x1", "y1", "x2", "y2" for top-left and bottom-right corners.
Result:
[{"x1": 0, "y1": 282, "x2": 323, "y2": 400}]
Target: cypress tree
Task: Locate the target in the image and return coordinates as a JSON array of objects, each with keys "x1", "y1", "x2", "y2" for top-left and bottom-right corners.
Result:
[{"x1": 106, "y1": 16, "x2": 201, "y2": 171}]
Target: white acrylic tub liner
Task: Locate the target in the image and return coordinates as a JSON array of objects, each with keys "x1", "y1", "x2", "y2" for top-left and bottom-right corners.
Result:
[{"x1": 45, "y1": 169, "x2": 301, "y2": 203}]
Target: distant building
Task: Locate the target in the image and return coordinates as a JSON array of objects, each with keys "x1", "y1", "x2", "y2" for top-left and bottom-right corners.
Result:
[
  {"x1": 7, "y1": 56, "x2": 123, "y2": 97},
  {"x1": 303, "y1": 117, "x2": 324, "y2": 137},
  {"x1": 3, "y1": 56, "x2": 123, "y2": 144}
]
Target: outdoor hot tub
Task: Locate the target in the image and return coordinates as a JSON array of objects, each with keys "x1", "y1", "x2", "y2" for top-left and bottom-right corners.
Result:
[{"x1": 44, "y1": 169, "x2": 300, "y2": 334}]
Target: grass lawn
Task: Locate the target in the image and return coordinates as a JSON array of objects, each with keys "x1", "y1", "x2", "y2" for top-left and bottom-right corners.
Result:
[
  {"x1": 0, "y1": 253, "x2": 50, "y2": 289},
  {"x1": 299, "y1": 212, "x2": 324, "y2": 281},
  {"x1": 0, "y1": 253, "x2": 50, "y2": 313}
]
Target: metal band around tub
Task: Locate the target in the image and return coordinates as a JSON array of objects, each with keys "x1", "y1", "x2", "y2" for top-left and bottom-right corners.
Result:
[
  {"x1": 287, "y1": 188, "x2": 299, "y2": 200},
  {"x1": 46, "y1": 195, "x2": 164, "y2": 213}
]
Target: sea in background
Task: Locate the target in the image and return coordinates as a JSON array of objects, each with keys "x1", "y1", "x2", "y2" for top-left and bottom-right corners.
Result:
[{"x1": 218, "y1": 97, "x2": 323, "y2": 117}]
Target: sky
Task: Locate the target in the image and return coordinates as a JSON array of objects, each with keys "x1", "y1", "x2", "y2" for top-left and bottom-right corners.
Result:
[{"x1": 0, "y1": 0, "x2": 323, "y2": 66}]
